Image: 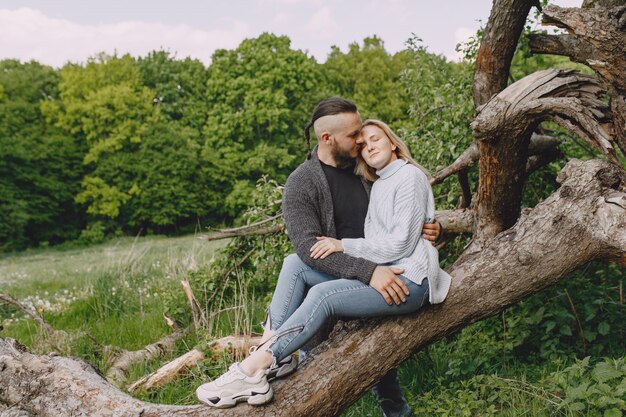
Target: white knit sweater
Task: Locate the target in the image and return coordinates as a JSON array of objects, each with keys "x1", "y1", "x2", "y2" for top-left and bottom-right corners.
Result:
[{"x1": 342, "y1": 159, "x2": 451, "y2": 304}]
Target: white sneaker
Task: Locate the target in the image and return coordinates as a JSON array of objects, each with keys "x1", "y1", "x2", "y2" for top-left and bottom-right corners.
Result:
[
  {"x1": 267, "y1": 354, "x2": 298, "y2": 382},
  {"x1": 196, "y1": 363, "x2": 273, "y2": 408}
]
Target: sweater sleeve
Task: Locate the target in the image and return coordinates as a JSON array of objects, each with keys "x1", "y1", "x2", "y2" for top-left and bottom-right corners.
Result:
[
  {"x1": 342, "y1": 169, "x2": 427, "y2": 264},
  {"x1": 282, "y1": 170, "x2": 377, "y2": 284}
]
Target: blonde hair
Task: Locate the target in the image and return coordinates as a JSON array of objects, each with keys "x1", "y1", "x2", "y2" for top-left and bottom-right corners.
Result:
[{"x1": 355, "y1": 119, "x2": 430, "y2": 182}]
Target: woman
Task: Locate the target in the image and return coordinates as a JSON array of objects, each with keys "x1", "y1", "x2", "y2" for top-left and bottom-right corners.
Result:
[{"x1": 196, "y1": 119, "x2": 451, "y2": 408}]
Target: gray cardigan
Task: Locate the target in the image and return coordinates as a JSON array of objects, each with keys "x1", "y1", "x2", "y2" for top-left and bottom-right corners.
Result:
[{"x1": 282, "y1": 147, "x2": 378, "y2": 284}]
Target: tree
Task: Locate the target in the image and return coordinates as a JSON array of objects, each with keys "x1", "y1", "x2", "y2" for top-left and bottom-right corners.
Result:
[
  {"x1": 136, "y1": 51, "x2": 209, "y2": 131},
  {"x1": 323, "y1": 36, "x2": 412, "y2": 125},
  {"x1": 43, "y1": 53, "x2": 208, "y2": 234},
  {"x1": 1, "y1": 1, "x2": 625, "y2": 416},
  {"x1": 0, "y1": 60, "x2": 84, "y2": 250},
  {"x1": 201, "y1": 33, "x2": 325, "y2": 218}
]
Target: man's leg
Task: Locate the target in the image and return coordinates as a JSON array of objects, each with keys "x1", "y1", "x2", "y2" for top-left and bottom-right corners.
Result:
[{"x1": 372, "y1": 368, "x2": 413, "y2": 417}]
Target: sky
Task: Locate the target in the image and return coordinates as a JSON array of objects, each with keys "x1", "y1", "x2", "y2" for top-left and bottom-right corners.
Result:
[{"x1": 0, "y1": 0, "x2": 582, "y2": 68}]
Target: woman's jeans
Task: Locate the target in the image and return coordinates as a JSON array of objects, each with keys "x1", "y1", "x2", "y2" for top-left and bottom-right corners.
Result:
[{"x1": 267, "y1": 254, "x2": 429, "y2": 361}]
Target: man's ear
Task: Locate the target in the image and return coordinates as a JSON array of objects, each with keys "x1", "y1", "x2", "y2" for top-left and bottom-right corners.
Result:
[{"x1": 320, "y1": 132, "x2": 332, "y2": 144}]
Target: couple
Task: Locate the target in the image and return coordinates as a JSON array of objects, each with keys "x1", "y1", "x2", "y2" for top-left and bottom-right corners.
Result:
[{"x1": 196, "y1": 97, "x2": 451, "y2": 416}]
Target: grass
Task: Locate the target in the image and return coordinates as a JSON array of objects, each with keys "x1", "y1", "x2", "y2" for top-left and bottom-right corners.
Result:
[{"x1": 0, "y1": 234, "x2": 277, "y2": 410}]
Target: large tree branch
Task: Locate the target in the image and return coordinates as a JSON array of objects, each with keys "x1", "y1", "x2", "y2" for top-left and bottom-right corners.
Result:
[
  {"x1": 530, "y1": 4, "x2": 626, "y2": 156},
  {"x1": 2, "y1": 159, "x2": 624, "y2": 417},
  {"x1": 431, "y1": 134, "x2": 562, "y2": 185},
  {"x1": 470, "y1": 69, "x2": 614, "y2": 252},
  {"x1": 473, "y1": 0, "x2": 538, "y2": 106}
]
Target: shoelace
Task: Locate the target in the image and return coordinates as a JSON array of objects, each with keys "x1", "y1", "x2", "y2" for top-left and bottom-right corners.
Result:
[{"x1": 215, "y1": 364, "x2": 243, "y2": 384}]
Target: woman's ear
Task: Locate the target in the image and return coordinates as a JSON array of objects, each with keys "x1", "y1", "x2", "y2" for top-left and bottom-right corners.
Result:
[{"x1": 391, "y1": 145, "x2": 397, "y2": 151}]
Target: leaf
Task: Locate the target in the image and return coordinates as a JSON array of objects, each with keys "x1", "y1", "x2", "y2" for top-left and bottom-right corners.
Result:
[
  {"x1": 560, "y1": 325, "x2": 573, "y2": 336},
  {"x1": 545, "y1": 320, "x2": 556, "y2": 332},
  {"x1": 583, "y1": 330, "x2": 597, "y2": 342},
  {"x1": 598, "y1": 322, "x2": 610, "y2": 336},
  {"x1": 592, "y1": 362, "x2": 623, "y2": 383},
  {"x1": 604, "y1": 408, "x2": 623, "y2": 417}
]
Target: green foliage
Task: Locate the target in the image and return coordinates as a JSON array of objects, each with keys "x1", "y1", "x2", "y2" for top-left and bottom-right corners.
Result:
[
  {"x1": 41, "y1": 54, "x2": 209, "y2": 235},
  {"x1": 546, "y1": 356, "x2": 626, "y2": 415},
  {"x1": 136, "y1": 50, "x2": 209, "y2": 130},
  {"x1": 324, "y1": 36, "x2": 412, "y2": 125},
  {"x1": 201, "y1": 33, "x2": 324, "y2": 217},
  {"x1": 0, "y1": 59, "x2": 84, "y2": 250},
  {"x1": 179, "y1": 176, "x2": 291, "y2": 326},
  {"x1": 77, "y1": 221, "x2": 107, "y2": 245},
  {"x1": 400, "y1": 37, "x2": 475, "y2": 208}
]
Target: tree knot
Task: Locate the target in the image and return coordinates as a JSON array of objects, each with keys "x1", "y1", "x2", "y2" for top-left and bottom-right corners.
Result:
[{"x1": 596, "y1": 165, "x2": 626, "y2": 190}]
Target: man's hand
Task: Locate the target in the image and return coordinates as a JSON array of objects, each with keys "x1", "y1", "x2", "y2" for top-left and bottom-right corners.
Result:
[
  {"x1": 422, "y1": 219, "x2": 441, "y2": 243},
  {"x1": 310, "y1": 236, "x2": 343, "y2": 259},
  {"x1": 370, "y1": 266, "x2": 409, "y2": 305}
]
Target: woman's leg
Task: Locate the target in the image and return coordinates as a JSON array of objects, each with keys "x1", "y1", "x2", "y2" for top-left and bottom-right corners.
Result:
[
  {"x1": 259, "y1": 253, "x2": 339, "y2": 343},
  {"x1": 242, "y1": 276, "x2": 429, "y2": 374}
]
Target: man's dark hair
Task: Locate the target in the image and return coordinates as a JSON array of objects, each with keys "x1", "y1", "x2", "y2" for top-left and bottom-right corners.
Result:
[{"x1": 304, "y1": 97, "x2": 358, "y2": 158}]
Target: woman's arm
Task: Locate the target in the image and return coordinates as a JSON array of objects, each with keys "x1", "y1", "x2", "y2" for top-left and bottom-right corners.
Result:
[{"x1": 341, "y1": 169, "x2": 430, "y2": 264}]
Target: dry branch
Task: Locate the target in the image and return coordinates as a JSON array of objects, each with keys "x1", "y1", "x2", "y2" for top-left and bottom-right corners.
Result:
[
  {"x1": 106, "y1": 327, "x2": 190, "y2": 386},
  {"x1": 206, "y1": 214, "x2": 282, "y2": 234},
  {"x1": 0, "y1": 293, "x2": 57, "y2": 336},
  {"x1": 470, "y1": 68, "x2": 613, "y2": 251},
  {"x1": 431, "y1": 134, "x2": 562, "y2": 185},
  {"x1": 0, "y1": 293, "x2": 72, "y2": 353},
  {"x1": 181, "y1": 280, "x2": 208, "y2": 330},
  {"x1": 435, "y1": 209, "x2": 475, "y2": 235},
  {"x1": 530, "y1": 4, "x2": 626, "y2": 155},
  {"x1": 200, "y1": 224, "x2": 285, "y2": 241},
  {"x1": 473, "y1": 0, "x2": 537, "y2": 106}
]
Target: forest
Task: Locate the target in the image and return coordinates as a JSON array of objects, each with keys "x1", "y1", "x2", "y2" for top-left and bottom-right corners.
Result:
[{"x1": 0, "y1": 0, "x2": 625, "y2": 416}]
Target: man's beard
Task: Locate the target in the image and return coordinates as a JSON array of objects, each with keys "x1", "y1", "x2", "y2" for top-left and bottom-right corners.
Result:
[{"x1": 331, "y1": 143, "x2": 356, "y2": 169}]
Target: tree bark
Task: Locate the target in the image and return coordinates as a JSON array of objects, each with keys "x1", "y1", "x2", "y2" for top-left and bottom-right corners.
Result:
[
  {"x1": 473, "y1": 0, "x2": 538, "y2": 107},
  {"x1": 2, "y1": 159, "x2": 624, "y2": 417},
  {"x1": 470, "y1": 69, "x2": 612, "y2": 251},
  {"x1": 529, "y1": 4, "x2": 626, "y2": 155}
]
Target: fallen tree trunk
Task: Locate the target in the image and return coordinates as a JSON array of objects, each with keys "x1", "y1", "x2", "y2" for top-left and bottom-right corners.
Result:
[
  {"x1": 2, "y1": 158, "x2": 624, "y2": 417},
  {"x1": 106, "y1": 327, "x2": 190, "y2": 386}
]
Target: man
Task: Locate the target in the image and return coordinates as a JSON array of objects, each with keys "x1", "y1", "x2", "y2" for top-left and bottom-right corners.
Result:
[{"x1": 281, "y1": 97, "x2": 441, "y2": 417}]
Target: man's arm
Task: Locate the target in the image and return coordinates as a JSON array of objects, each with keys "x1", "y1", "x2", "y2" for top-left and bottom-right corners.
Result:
[
  {"x1": 282, "y1": 172, "x2": 377, "y2": 284},
  {"x1": 422, "y1": 219, "x2": 443, "y2": 244}
]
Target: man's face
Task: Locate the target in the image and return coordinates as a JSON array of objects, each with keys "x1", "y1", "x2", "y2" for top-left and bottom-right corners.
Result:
[{"x1": 329, "y1": 112, "x2": 362, "y2": 167}]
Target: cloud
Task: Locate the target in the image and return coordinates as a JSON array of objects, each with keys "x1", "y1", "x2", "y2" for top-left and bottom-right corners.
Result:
[
  {"x1": 551, "y1": 0, "x2": 583, "y2": 6},
  {"x1": 258, "y1": 0, "x2": 323, "y2": 6},
  {"x1": 0, "y1": 8, "x2": 250, "y2": 67},
  {"x1": 304, "y1": 6, "x2": 338, "y2": 40},
  {"x1": 273, "y1": 12, "x2": 291, "y2": 23}
]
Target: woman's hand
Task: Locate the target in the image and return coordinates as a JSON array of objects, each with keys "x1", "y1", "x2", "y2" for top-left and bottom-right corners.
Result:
[{"x1": 310, "y1": 236, "x2": 343, "y2": 259}]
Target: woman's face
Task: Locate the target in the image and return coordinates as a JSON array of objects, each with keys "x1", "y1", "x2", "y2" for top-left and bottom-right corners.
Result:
[{"x1": 359, "y1": 125, "x2": 397, "y2": 170}]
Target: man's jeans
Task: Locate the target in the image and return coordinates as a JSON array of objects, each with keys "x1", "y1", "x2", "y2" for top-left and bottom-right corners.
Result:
[{"x1": 265, "y1": 254, "x2": 428, "y2": 417}]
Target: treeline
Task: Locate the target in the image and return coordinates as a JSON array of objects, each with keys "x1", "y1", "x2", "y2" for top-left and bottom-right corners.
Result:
[{"x1": 2, "y1": 34, "x2": 469, "y2": 251}]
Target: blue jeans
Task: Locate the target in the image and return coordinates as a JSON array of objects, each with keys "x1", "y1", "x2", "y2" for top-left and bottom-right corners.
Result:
[{"x1": 265, "y1": 254, "x2": 429, "y2": 417}]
